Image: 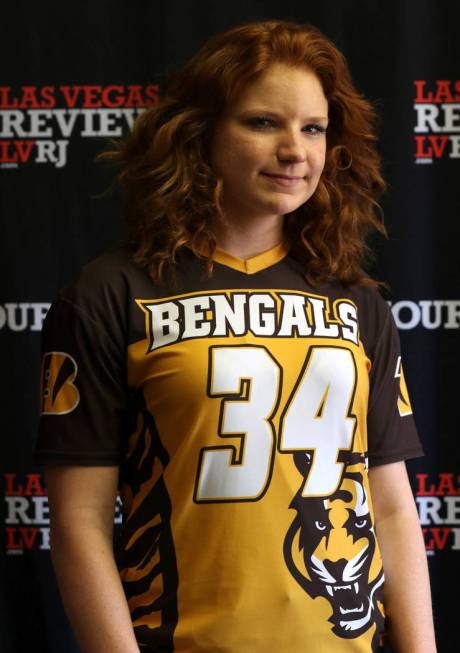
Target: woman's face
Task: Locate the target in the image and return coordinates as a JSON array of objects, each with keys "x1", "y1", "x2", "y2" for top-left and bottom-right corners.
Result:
[{"x1": 210, "y1": 63, "x2": 328, "y2": 227}]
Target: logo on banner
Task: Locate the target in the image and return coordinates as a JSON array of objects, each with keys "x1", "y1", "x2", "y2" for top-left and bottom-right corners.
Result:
[
  {"x1": 389, "y1": 300, "x2": 460, "y2": 330},
  {"x1": 0, "y1": 302, "x2": 50, "y2": 331},
  {"x1": 415, "y1": 473, "x2": 460, "y2": 554},
  {"x1": 413, "y1": 80, "x2": 460, "y2": 163},
  {"x1": 3, "y1": 473, "x2": 122, "y2": 554},
  {"x1": 0, "y1": 84, "x2": 160, "y2": 169},
  {"x1": 4, "y1": 473, "x2": 50, "y2": 553}
]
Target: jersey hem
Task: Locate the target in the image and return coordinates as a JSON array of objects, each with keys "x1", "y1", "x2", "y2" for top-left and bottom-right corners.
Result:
[
  {"x1": 368, "y1": 447, "x2": 424, "y2": 468},
  {"x1": 33, "y1": 450, "x2": 121, "y2": 466}
]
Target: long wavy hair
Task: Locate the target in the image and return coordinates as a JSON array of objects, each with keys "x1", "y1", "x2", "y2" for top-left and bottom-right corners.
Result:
[{"x1": 99, "y1": 20, "x2": 386, "y2": 286}]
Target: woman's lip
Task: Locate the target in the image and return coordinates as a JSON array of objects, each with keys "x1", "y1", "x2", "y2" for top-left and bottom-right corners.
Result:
[
  {"x1": 262, "y1": 173, "x2": 304, "y2": 179},
  {"x1": 261, "y1": 173, "x2": 305, "y2": 187}
]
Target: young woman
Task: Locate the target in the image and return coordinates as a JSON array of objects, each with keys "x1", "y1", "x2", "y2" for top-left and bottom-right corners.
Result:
[{"x1": 36, "y1": 20, "x2": 437, "y2": 653}]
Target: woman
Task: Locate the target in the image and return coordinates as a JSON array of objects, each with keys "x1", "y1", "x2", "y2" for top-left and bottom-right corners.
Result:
[{"x1": 36, "y1": 20, "x2": 437, "y2": 653}]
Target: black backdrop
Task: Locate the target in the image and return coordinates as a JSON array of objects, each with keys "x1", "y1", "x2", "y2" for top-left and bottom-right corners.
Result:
[{"x1": 1, "y1": 1, "x2": 458, "y2": 651}]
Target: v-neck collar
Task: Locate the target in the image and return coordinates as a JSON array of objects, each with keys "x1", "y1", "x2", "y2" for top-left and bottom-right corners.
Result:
[{"x1": 211, "y1": 240, "x2": 290, "y2": 275}]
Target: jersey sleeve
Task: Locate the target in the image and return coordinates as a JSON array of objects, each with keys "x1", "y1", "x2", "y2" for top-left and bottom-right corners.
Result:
[
  {"x1": 34, "y1": 297, "x2": 128, "y2": 466},
  {"x1": 366, "y1": 300, "x2": 424, "y2": 468}
]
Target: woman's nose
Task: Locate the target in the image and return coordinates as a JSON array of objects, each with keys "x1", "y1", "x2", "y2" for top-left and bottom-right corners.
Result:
[{"x1": 276, "y1": 129, "x2": 307, "y2": 163}]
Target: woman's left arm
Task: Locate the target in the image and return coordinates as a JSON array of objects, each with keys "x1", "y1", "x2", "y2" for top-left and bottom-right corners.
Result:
[{"x1": 368, "y1": 461, "x2": 437, "y2": 653}]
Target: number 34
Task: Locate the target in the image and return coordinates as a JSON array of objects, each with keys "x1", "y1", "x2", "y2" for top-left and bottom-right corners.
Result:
[{"x1": 194, "y1": 345, "x2": 357, "y2": 503}]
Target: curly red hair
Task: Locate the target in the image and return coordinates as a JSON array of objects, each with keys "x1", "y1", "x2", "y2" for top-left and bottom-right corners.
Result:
[{"x1": 99, "y1": 20, "x2": 386, "y2": 286}]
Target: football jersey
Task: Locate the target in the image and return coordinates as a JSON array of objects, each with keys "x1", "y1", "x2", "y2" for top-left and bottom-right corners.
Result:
[{"x1": 35, "y1": 241, "x2": 423, "y2": 653}]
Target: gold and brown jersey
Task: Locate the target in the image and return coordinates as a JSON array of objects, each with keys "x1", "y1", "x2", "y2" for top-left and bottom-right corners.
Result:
[{"x1": 36, "y1": 242, "x2": 423, "y2": 653}]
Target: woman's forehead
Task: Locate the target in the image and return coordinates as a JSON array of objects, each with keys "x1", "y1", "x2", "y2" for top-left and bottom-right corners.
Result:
[
  {"x1": 227, "y1": 64, "x2": 327, "y2": 106},
  {"x1": 225, "y1": 64, "x2": 328, "y2": 116}
]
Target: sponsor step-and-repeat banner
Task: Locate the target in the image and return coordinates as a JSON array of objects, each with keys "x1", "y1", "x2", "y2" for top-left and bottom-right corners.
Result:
[
  {"x1": 0, "y1": 84, "x2": 157, "y2": 169},
  {"x1": 414, "y1": 80, "x2": 460, "y2": 163},
  {"x1": 1, "y1": 2, "x2": 459, "y2": 651},
  {"x1": 416, "y1": 473, "x2": 460, "y2": 555}
]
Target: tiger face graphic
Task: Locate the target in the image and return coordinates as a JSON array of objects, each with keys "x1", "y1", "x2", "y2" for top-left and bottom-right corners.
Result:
[{"x1": 284, "y1": 452, "x2": 385, "y2": 642}]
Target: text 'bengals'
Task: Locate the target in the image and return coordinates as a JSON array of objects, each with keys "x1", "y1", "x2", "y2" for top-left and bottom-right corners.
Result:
[{"x1": 138, "y1": 291, "x2": 359, "y2": 351}]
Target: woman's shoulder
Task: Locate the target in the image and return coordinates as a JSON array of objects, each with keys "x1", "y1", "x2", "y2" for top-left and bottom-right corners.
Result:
[
  {"x1": 317, "y1": 276, "x2": 390, "y2": 317},
  {"x1": 54, "y1": 242, "x2": 147, "y2": 330},
  {"x1": 344, "y1": 282, "x2": 390, "y2": 316},
  {"x1": 323, "y1": 280, "x2": 394, "y2": 355},
  {"x1": 66, "y1": 241, "x2": 138, "y2": 285},
  {"x1": 350, "y1": 284, "x2": 395, "y2": 356}
]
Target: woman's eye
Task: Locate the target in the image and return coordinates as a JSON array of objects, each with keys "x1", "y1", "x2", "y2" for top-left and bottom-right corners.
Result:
[
  {"x1": 245, "y1": 118, "x2": 326, "y2": 133},
  {"x1": 302, "y1": 124, "x2": 327, "y2": 135},
  {"x1": 247, "y1": 117, "x2": 275, "y2": 129}
]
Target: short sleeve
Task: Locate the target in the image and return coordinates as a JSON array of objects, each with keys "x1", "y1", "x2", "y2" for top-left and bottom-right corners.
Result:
[
  {"x1": 34, "y1": 298, "x2": 127, "y2": 466},
  {"x1": 367, "y1": 304, "x2": 424, "y2": 468}
]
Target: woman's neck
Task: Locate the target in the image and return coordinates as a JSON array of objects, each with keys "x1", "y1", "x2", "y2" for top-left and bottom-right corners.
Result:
[{"x1": 213, "y1": 215, "x2": 284, "y2": 260}]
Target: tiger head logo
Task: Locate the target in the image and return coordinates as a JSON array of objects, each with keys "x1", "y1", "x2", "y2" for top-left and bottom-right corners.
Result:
[{"x1": 284, "y1": 451, "x2": 385, "y2": 642}]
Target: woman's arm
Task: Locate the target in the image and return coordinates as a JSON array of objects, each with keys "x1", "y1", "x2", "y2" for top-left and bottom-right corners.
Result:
[
  {"x1": 369, "y1": 461, "x2": 437, "y2": 653},
  {"x1": 45, "y1": 465, "x2": 140, "y2": 653}
]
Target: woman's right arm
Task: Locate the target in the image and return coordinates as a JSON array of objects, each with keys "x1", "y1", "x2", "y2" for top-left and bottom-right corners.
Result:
[{"x1": 45, "y1": 465, "x2": 140, "y2": 653}]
